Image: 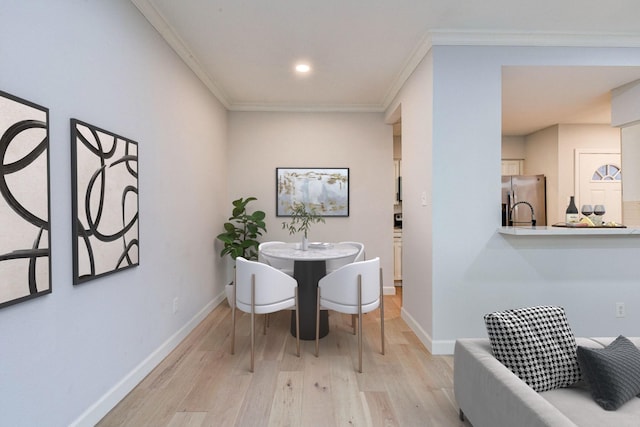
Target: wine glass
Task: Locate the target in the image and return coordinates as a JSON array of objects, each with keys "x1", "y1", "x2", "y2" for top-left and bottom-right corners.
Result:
[
  {"x1": 593, "y1": 205, "x2": 605, "y2": 226},
  {"x1": 581, "y1": 204, "x2": 593, "y2": 217}
]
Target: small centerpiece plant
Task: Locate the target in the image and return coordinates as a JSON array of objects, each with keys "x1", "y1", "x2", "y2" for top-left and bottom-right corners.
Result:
[{"x1": 282, "y1": 202, "x2": 325, "y2": 250}]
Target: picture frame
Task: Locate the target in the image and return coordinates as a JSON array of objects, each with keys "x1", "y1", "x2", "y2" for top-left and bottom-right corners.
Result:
[
  {"x1": 71, "y1": 119, "x2": 139, "y2": 285},
  {"x1": 276, "y1": 167, "x2": 349, "y2": 217},
  {"x1": 0, "y1": 90, "x2": 51, "y2": 308}
]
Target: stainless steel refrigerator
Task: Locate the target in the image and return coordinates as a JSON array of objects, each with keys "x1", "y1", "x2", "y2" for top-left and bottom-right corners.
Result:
[{"x1": 501, "y1": 175, "x2": 547, "y2": 226}]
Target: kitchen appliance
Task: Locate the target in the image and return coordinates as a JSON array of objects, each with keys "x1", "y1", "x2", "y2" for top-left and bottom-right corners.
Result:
[
  {"x1": 501, "y1": 175, "x2": 547, "y2": 226},
  {"x1": 394, "y1": 213, "x2": 402, "y2": 228}
]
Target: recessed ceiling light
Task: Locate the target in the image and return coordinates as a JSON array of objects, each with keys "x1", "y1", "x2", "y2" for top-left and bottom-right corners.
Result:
[{"x1": 295, "y1": 63, "x2": 311, "y2": 73}]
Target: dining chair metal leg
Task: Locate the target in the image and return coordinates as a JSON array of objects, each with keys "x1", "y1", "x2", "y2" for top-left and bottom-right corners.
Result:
[
  {"x1": 315, "y1": 287, "x2": 321, "y2": 357},
  {"x1": 295, "y1": 287, "x2": 300, "y2": 357},
  {"x1": 250, "y1": 274, "x2": 255, "y2": 373},
  {"x1": 380, "y1": 267, "x2": 385, "y2": 355},
  {"x1": 231, "y1": 277, "x2": 236, "y2": 355},
  {"x1": 357, "y1": 274, "x2": 363, "y2": 373}
]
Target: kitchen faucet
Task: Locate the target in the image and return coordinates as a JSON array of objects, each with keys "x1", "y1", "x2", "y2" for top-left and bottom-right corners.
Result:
[{"x1": 508, "y1": 201, "x2": 536, "y2": 226}]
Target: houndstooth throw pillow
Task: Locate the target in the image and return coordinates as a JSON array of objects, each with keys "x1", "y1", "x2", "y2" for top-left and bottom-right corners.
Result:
[{"x1": 484, "y1": 306, "x2": 581, "y2": 392}]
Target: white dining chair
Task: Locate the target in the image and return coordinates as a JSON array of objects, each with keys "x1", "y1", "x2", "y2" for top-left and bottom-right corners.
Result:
[
  {"x1": 315, "y1": 257, "x2": 384, "y2": 373},
  {"x1": 325, "y1": 241, "x2": 365, "y2": 273},
  {"x1": 325, "y1": 242, "x2": 366, "y2": 332},
  {"x1": 232, "y1": 257, "x2": 300, "y2": 372},
  {"x1": 259, "y1": 241, "x2": 294, "y2": 276}
]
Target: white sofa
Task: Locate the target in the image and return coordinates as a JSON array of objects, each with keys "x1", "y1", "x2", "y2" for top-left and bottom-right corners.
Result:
[{"x1": 454, "y1": 337, "x2": 640, "y2": 427}]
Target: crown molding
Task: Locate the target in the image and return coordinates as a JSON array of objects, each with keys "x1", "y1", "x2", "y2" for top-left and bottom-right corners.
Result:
[
  {"x1": 381, "y1": 33, "x2": 434, "y2": 109},
  {"x1": 130, "y1": 0, "x2": 232, "y2": 109},
  {"x1": 428, "y1": 30, "x2": 640, "y2": 47},
  {"x1": 227, "y1": 103, "x2": 386, "y2": 113}
]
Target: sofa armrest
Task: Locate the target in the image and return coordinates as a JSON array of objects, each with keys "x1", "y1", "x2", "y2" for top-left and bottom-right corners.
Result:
[{"x1": 454, "y1": 339, "x2": 576, "y2": 427}]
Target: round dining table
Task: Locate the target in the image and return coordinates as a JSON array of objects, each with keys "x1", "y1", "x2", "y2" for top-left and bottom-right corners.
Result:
[{"x1": 260, "y1": 242, "x2": 359, "y2": 340}]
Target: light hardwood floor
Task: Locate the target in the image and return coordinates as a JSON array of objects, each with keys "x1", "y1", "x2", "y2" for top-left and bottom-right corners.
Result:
[{"x1": 98, "y1": 288, "x2": 470, "y2": 427}]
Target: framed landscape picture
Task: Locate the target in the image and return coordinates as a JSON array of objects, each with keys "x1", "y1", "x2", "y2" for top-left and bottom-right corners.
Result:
[
  {"x1": 71, "y1": 119, "x2": 139, "y2": 285},
  {"x1": 0, "y1": 90, "x2": 51, "y2": 308},
  {"x1": 276, "y1": 167, "x2": 349, "y2": 217}
]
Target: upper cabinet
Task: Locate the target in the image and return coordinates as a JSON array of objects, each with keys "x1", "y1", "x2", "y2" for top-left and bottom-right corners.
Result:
[{"x1": 501, "y1": 159, "x2": 523, "y2": 175}]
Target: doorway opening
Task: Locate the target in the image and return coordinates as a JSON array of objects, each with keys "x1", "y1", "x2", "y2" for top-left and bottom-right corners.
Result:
[{"x1": 393, "y1": 119, "x2": 402, "y2": 289}]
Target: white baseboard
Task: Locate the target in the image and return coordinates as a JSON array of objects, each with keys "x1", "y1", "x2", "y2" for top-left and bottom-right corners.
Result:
[
  {"x1": 383, "y1": 285, "x2": 396, "y2": 295},
  {"x1": 432, "y1": 339, "x2": 456, "y2": 355},
  {"x1": 69, "y1": 292, "x2": 225, "y2": 427},
  {"x1": 400, "y1": 307, "x2": 455, "y2": 355}
]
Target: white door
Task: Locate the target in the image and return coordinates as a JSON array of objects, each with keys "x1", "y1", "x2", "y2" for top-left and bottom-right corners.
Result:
[{"x1": 575, "y1": 150, "x2": 622, "y2": 224}]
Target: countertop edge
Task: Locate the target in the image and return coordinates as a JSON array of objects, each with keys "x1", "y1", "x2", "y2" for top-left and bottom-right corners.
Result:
[{"x1": 498, "y1": 226, "x2": 640, "y2": 236}]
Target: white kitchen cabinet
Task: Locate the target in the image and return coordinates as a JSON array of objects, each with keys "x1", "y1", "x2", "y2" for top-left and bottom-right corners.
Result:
[
  {"x1": 501, "y1": 159, "x2": 523, "y2": 175},
  {"x1": 393, "y1": 230, "x2": 402, "y2": 281}
]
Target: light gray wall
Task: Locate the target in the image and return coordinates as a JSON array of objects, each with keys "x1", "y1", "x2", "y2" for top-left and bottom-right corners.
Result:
[
  {"x1": 612, "y1": 79, "x2": 640, "y2": 127},
  {"x1": 392, "y1": 45, "x2": 640, "y2": 354},
  {"x1": 386, "y1": 52, "x2": 435, "y2": 348},
  {"x1": 622, "y1": 124, "x2": 640, "y2": 200},
  {"x1": 501, "y1": 136, "x2": 525, "y2": 159},
  {"x1": 0, "y1": 2, "x2": 228, "y2": 425},
  {"x1": 227, "y1": 112, "x2": 395, "y2": 290}
]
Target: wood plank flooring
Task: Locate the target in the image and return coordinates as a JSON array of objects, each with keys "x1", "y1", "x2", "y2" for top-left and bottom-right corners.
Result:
[{"x1": 98, "y1": 288, "x2": 470, "y2": 427}]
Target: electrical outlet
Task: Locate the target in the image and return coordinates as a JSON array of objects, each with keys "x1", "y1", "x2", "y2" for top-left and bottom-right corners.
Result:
[
  {"x1": 173, "y1": 297, "x2": 179, "y2": 314},
  {"x1": 615, "y1": 302, "x2": 625, "y2": 318}
]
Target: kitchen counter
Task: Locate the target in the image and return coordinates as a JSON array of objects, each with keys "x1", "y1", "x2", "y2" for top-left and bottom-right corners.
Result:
[{"x1": 499, "y1": 226, "x2": 640, "y2": 236}]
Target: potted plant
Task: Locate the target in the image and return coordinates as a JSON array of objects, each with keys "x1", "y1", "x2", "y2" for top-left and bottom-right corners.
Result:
[
  {"x1": 217, "y1": 197, "x2": 267, "y2": 261},
  {"x1": 282, "y1": 202, "x2": 325, "y2": 250},
  {"x1": 217, "y1": 197, "x2": 266, "y2": 307}
]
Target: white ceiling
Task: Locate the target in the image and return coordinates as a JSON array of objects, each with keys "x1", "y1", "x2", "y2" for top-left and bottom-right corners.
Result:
[
  {"x1": 131, "y1": 0, "x2": 640, "y2": 135},
  {"x1": 502, "y1": 66, "x2": 640, "y2": 135}
]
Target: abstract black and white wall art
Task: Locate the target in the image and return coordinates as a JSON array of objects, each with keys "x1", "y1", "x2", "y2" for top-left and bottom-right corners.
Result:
[
  {"x1": 0, "y1": 90, "x2": 51, "y2": 308},
  {"x1": 71, "y1": 119, "x2": 139, "y2": 285}
]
